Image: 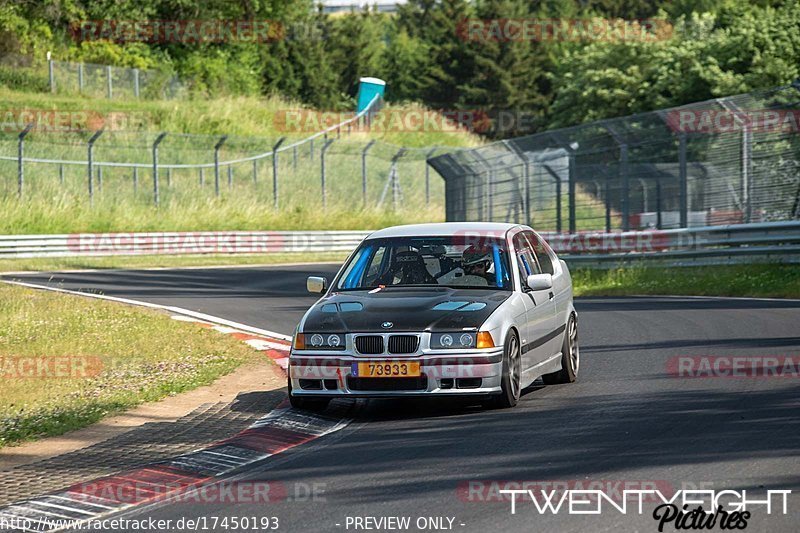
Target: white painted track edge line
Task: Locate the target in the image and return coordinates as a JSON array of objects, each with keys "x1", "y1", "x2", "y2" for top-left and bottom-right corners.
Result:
[{"x1": 0, "y1": 279, "x2": 293, "y2": 341}]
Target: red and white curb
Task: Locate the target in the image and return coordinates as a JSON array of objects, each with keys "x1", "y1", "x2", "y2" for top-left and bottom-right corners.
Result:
[{"x1": 0, "y1": 280, "x2": 352, "y2": 533}]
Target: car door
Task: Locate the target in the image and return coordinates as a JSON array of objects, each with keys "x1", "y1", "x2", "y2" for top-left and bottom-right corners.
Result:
[
  {"x1": 525, "y1": 230, "x2": 564, "y2": 357},
  {"x1": 512, "y1": 232, "x2": 558, "y2": 372}
]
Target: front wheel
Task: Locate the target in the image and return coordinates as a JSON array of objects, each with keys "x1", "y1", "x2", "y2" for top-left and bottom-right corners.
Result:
[
  {"x1": 484, "y1": 330, "x2": 521, "y2": 409},
  {"x1": 543, "y1": 314, "x2": 579, "y2": 385}
]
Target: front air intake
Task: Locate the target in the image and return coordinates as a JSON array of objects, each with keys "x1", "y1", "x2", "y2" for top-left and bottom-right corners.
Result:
[{"x1": 355, "y1": 335, "x2": 384, "y2": 354}]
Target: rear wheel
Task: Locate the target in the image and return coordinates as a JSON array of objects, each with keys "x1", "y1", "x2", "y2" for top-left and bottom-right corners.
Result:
[
  {"x1": 484, "y1": 330, "x2": 521, "y2": 409},
  {"x1": 287, "y1": 375, "x2": 331, "y2": 411},
  {"x1": 543, "y1": 313, "x2": 579, "y2": 384}
]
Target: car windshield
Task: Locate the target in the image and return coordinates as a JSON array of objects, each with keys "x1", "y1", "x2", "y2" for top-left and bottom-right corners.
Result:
[{"x1": 336, "y1": 236, "x2": 512, "y2": 291}]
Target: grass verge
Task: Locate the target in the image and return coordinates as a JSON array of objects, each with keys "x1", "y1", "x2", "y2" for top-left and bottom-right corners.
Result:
[
  {"x1": 0, "y1": 284, "x2": 260, "y2": 448},
  {"x1": 0, "y1": 252, "x2": 348, "y2": 273},
  {"x1": 572, "y1": 264, "x2": 800, "y2": 299}
]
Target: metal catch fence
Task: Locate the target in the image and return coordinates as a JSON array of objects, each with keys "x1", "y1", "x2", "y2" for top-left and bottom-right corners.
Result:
[{"x1": 428, "y1": 82, "x2": 800, "y2": 233}]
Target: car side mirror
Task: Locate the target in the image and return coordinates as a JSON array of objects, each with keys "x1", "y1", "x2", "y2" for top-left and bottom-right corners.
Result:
[
  {"x1": 526, "y1": 273, "x2": 553, "y2": 291},
  {"x1": 307, "y1": 276, "x2": 328, "y2": 294}
]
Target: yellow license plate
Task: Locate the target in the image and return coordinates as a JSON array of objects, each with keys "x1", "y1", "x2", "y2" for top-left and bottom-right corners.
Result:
[{"x1": 354, "y1": 361, "x2": 421, "y2": 378}]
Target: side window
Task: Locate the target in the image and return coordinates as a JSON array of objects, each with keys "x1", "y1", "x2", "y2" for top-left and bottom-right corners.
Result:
[
  {"x1": 526, "y1": 231, "x2": 555, "y2": 275},
  {"x1": 512, "y1": 233, "x2": 541, "y2": 285}
]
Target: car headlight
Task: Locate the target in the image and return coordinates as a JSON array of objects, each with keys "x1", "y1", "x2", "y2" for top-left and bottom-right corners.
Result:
[
  {"x1": 294, "y1": 333, "x2": 345, "y2": 350},
  {"x1": 431, "y1": 332, "x2": 475, "y2": 349}
]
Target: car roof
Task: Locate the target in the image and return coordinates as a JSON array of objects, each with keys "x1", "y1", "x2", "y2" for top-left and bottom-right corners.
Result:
[{"x1": 366, "y1": 222, "x2": 522, "y2": 239}]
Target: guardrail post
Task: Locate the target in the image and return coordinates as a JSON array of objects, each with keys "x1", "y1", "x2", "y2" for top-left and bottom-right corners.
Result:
[
  {"x1": 272, "y1": 137, "x2": 286, "y2": 208},
  {"x1": 361, "y1": 140, "x2": 376, "y2": 206},
  {"x1": 425, "y1": 148, "x2": 436, "y2": 207},
  {"x1": 214, "y1": 135, "x2": 227, "y2": 197},
  {"x1": 49, "y1": 60, "x2": 55, "y2": 93},
  {"x1": 620, "y1": 143, "x2": 629, "y2": 231},
  {"x1": 133, "y1": 68, "x2": 140, "y2": 98},
  {"x1": 152, "y1": 132, "x2": 167, "y2": 206},
  {"x1": 17, "y1": 123, "x2": 34, "y2": 198},
  {"x1": 106, "y1": 66, "x2": 113, "y2": 99},
  {"x1": 87, "y1": 129, "x2": 104, "y2": 206},
  {"x1": 78, "y1": 63, "x2": 83, "y2": 93},
  {"x1": 679, "y1": 133, "x2": 688, "y2": 228},
  {"x1": 320, "y1": 139, "x2": 334, "y2": 208}
]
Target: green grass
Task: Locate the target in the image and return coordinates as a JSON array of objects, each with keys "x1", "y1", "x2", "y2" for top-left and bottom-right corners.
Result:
[
  {"x1": 0, "y1": 252, "x2": 348, "y2": 273},
  {"x1": 0, "y1": 87, "x2": 481, "y2": 148},
  {"x1": 0, "y1": 283, "x2": 261, "y2": 448},
  {"x1": 572, "y1": 264, "x2": 800, "y2": 299},
  {"x1": 0, "y1": 86, "x2": 480, "y2": 234}
]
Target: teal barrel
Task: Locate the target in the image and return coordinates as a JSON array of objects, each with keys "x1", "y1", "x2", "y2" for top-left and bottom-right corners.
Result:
[{"x1": 356, "y1": 77, "x2": 386, "y2": 113}]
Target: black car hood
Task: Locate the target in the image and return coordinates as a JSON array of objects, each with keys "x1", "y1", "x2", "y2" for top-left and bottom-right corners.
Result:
[{"x1": 301, "y1": 287, "x2": 511, "y2": 333}]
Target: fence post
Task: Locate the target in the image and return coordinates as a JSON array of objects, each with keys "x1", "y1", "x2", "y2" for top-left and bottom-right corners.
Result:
[
  {"x1": 59, "y1": 164, "x2": 65, "y2": 185},
  {"x1": 742, "y1": 126, "x2": 752, "y2": 223},
  {"x1": 87, "y1": 129, "x2": 104, "y2": 206},
  {"x1": 620, "y1": 143, "x2": 630, "y2": 231},
  {"x1": 425, "y1": 148, "x2": 437, "y2": 206},
  {"x1": 655, "y1": 177, "x2": 662, "y2": 229},
  {"x1": 320, "y1": 139, "x2": 334, "y2": 208},
  {"x1": 214, "y1": 135, "x2": 227, "y2": 197},
  {"x1": 293, "y1": 145, "x2": 298, "y2": 169},
  {"x1": 133, "y1": 167, "x2": 139, "y2": 193},
  {"x1": 271, "y1": 137, "x2": 286, "y2": 208},
  {"x1": 49, "y1": 60, "x2": 55, "y2": 93},
  {"x1": 106, "y1": 65, "x2": 113, "y2": 99},
  {"x1": 604, "y1": 176, "x2": 611, "y2": 232},
  {"x1": 541, "y1": 164, "x2": 563, "y2": 233},
  {"x1": 152, "y1": 132, "x2": 167, "y2": 206},
  {"x1": 679, "y1": 133, "x2": 688, "y2": 228},
  {"x1": 361, "y1": 140, "x2": 376, "y2": 206},
  {"x1": 17, "y1": 123, "x2": 34, "y2": 198},
  {"x1": 227, "y1": 165, "x2": 233, "y2": 188},
  {"x1": 309, "y1": 138, "x2": 314, "y2": 160},
  {"x1": 199, "y1": 168, "x2": 205, "y2": 186},
  {"x1": 568, "y1": 151, "x2": 576, "y2": 233},
  {"x1": 97, "y1": 167, "x2": 103, "y2": 192},
  {"x1": 133, "y1": 68, "x2": 140, "y2": 98},
  {"x1": 167, "y1": 168, "x2": 172, "y2": 188},
  {"x1": 252, "y1": 160, "x2": 258, "y2": 184},
  {"x1": 391, "y1": 148, "x2": 406, "y2": 211},
  {"x1": 78, "y1": 63, "x2": 83, "y2": 93}
]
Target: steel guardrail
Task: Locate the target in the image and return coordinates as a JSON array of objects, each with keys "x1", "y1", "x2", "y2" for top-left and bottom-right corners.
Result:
[{"x1": 0, "y1": 222, "x2": 798, "y2": 266}]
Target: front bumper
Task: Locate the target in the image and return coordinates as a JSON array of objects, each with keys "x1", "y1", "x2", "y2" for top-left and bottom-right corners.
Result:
[{"x1": 289, "y1": 350, "x2": 504, "y2": 398}]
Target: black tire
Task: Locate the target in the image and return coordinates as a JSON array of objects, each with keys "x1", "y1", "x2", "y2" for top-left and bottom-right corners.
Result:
[
  {"x1": 287, "y1": 375, "x2": 331, "y2": 411},
  {"x1": 543, "y1": 313, "x2": 579, "y2": 385},
  {"x1": 484, "y1": 329, "x2": 521, "y2": 409}
]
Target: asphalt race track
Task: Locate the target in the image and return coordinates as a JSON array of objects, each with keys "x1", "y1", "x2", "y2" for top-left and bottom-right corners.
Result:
[{"x1": 4, "y1": 265, "x2": 800, "y2": 532}]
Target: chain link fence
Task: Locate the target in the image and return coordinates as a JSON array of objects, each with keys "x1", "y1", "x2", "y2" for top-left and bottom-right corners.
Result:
[
  {"x1": 429, "y1": 82, "x2": 800, "y2": 232},
  {"x1": 0, "y1": 118, "x2": 448, "y2": 217},
  {"x1": 47, "y1": 59, "x2": 185, "y2": 100}
]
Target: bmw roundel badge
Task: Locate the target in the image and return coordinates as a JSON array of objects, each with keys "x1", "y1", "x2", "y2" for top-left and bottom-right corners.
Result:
[{"x1": 381, "y1": 321, "x2": 393, "y2": 329}]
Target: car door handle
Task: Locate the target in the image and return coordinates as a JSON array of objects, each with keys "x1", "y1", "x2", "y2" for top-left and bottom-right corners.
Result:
[{"x1": 548, "y1": 291, "x2": 554, "y2": 300}]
